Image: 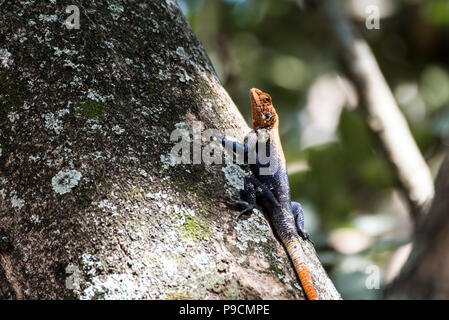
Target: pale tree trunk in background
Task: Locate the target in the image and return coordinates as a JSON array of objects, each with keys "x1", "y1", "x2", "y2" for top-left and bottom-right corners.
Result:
[
  {"x1": 307, "y1": 0, "x2": 449, "y2": 299},
  {"x1": 386, "y1": 153, "x2": 449, "y2": 299},
  {"x1": 0, "y1": 0, "x2": 339, "y2": 300},
  {"x1": 308, "y1": 0, "x2": 434, "y2": 222}
]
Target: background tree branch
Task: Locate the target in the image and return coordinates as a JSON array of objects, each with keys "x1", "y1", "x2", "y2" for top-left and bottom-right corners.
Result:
[
  {"x1": 306, "y1": 0, "x2": 449, "y2": 299},
  {"x1": 386, "y1": 152, "x2": 449, "y2": 299},
  {"x1": 306, "y1": 0, "x2": 435, "y2": 222}
]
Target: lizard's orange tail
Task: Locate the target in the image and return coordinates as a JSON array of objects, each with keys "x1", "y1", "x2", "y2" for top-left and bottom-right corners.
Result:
[{"x1": 286, "y1": 239, "x2": 319, "y2": 300}]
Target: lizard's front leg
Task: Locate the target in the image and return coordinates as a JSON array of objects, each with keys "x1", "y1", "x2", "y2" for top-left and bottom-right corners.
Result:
[
  {"x1": 221, "y1": 135, "x2": 249, "y2": 158},
  {"x1": 226, "y1": 175, "x2": 258, "y2": 218},
  {"x1": 221, "y1": 134, "x2": 257, "y2": 217}
]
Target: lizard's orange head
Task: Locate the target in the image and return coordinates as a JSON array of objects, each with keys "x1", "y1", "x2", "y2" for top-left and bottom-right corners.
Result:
[{"x1": 250, "y1": 88, "x2": 278, "y2": 130}]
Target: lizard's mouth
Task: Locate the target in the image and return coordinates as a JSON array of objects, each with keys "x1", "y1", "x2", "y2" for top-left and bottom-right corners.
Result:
[
  {"x1": 249, "y1": 88, "x2": 263, "y2": 107},
  {"x1": 250, "y1": 88, "x2": 263, "y2": 129}
]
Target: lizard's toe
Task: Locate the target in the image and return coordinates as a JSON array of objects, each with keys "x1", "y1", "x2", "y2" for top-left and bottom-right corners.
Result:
[
  {"x1": 237, "y1": 204, "x2": 256, "y2": 219},
  {"x1": 298, "y1": 228, "x2": 314, "y2": 245},
  {"x1": 225, "y1": 198, "x2": 250, "y2": 209}
]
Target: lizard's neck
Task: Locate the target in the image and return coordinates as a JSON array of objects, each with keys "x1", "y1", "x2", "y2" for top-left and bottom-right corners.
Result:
[{"x1": 262, "y1": 123, "x2": 286, "y2": 170}]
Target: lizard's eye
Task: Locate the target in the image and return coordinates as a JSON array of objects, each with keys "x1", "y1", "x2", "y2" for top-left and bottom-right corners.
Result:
[{"x1": 264, "y1": 112, "x2": 272, "y2": 120}]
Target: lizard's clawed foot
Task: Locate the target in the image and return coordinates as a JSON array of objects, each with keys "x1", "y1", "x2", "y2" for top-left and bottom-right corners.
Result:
[
  {"x1": 224, "y1": 197, "x2": 247, "y2": 208},
  {"x1": 297, "y1": 227, "x2": 314, "y2": 245},
  {"x1": 236, "y1": 204, "x2": 256, "y2": 219},
  {"x1": 224, "y1": 197, "x2": 256, "y2": 219}
]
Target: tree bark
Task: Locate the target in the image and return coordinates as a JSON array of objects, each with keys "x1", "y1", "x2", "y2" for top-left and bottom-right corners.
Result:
[{"x1": 0, "y1": 0, "x2": 339, "y2": 300}]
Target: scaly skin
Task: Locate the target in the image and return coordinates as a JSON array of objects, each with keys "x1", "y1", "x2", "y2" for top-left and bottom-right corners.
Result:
[{"x1": 222, "y1": 88, "x2": 318, "y2": 300}]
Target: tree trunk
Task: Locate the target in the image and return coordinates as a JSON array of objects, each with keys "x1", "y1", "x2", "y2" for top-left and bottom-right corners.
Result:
[{"x1": 0, "y1": 0, "x2": 339, "y2": 300}]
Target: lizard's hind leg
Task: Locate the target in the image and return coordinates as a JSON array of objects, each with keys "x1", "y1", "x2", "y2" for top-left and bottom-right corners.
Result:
[{"x1": 291, "y1": 201, "x2": 311, "y2": 241}]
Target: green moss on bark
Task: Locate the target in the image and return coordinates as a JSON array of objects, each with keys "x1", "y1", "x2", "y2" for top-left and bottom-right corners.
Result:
[
  {"x1": 78, "y1": 100, "x2": 107, "y2": 120},
  {"x1": 178, "y1": 215, "x2": 210, "y2": 240}
]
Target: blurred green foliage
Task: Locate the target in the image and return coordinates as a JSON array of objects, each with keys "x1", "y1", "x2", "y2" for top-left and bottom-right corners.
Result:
[
  {"x1": 422, "y1": 0, "x2": 449, "y2": 26},
  {"x1": 178, "y1": 0, "x2": 449, "y2": 299}
]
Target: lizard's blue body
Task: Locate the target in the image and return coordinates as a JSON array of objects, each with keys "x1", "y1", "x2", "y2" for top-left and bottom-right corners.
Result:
[
  {"x1": 221, "y1": 88, "x2": 317, "y2": 299},
  {"x1": 222, "y1": 134, "x2": 307, "y2": 240}
]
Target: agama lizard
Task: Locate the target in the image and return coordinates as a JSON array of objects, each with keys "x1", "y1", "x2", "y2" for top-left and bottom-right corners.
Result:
[{"x1": 222, "y1": 88, "x2": 318, "y2": 300}]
